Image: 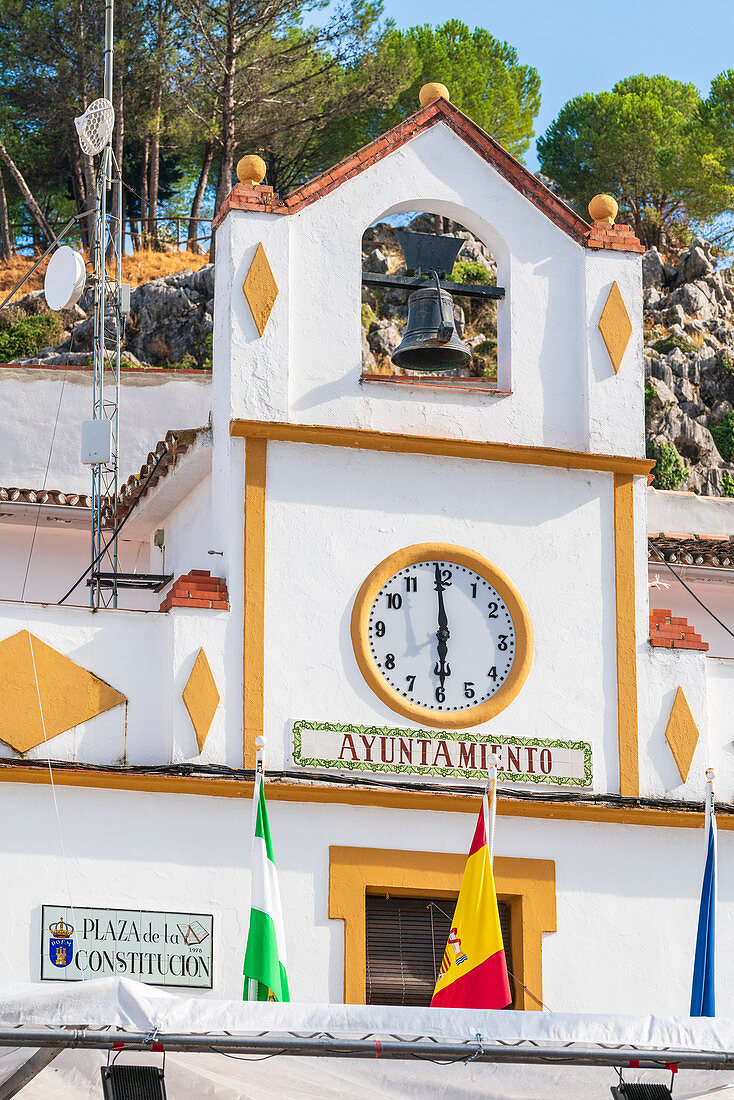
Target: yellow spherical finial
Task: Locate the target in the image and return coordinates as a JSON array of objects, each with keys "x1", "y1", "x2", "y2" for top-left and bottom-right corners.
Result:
[
  {"x1": 588, "y1": 194, "x2": 618, "y2": 224},
  {"x1": 237, "y1": 154, "x2": 267, "y2": 188},
  {"x1": 419, "y1": 82, "x2": 450, "y2": 108}
]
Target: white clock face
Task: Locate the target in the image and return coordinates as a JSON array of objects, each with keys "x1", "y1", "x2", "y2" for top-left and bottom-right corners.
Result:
[{"x1": 366, "y1": 560, "x2": 516, "y2": 714}]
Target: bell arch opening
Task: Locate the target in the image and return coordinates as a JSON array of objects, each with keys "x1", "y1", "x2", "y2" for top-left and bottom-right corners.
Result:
[{"x1": 361, "y1": 211, "x2": 501, "y2": 390}]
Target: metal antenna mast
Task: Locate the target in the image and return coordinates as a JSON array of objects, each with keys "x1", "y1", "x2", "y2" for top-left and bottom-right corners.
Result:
[{"x1": 89, "y1": 0, "x2": 124, "y2": 609}]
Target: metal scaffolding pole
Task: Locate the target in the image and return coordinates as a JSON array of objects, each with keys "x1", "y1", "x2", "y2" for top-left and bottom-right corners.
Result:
[
  {"x1": 90, "y1": 0, "x2": 122, "y2": 609},
  {"x1": 0, "y1": 1030, "x2": 730, "y2": 1069}
]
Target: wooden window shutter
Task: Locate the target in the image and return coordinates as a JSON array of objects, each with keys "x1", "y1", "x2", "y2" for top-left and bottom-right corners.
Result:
[{"x1": 365, "y1": 893, "x2": 515, "y2": 1008}]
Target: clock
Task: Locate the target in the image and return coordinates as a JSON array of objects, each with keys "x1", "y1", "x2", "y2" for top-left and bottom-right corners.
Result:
[{"x1": 351, "y1": 543, "x2": 533, "y2": 729}]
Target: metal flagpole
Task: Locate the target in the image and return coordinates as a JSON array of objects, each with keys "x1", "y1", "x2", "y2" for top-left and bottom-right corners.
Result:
[
  {"x1": 485, "y1": 752, "x2": 500, "y2": 865},
  {"x1": 705, "y1": 767, "x2": 715, "y2": 834},
  {"x1": 247, "y1": 735, "x2": 267, "y2": 1001}
]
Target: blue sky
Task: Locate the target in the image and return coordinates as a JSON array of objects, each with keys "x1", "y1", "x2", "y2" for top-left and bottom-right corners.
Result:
[{"x1": 379, "y1": 0, "x2": 734, "y2": 170}]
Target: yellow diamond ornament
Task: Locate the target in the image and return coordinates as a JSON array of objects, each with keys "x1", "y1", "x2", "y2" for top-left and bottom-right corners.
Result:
[
  {"x1": 598, "y1": 281, "x2": 632, "y2": 373},
  {"x1": 664, "y1": 686, "x2": 699, "y2": 783},
  {"x1": 0, "y1": 630, "x2": 126, "y2": 753},
  {"x1": 182, "y1": 648, "x2": 220, "y2": 753},
  {"x1": 243, "y1": 242, "x2": 278, "y2": 337}
]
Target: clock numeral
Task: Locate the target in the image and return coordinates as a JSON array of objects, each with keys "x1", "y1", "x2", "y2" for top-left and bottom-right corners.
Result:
[
  {"x1": 441, "y1": 569, "x2": 452, "y2": 585},
  {"x1": 470, "y1": 583, "x2": 477, "y2": 598},
  {"x1": 488, "y1": 666, "x2": 497, "y2": 681},
  {"x1": 386, "y1": 593, "x2": 402, "y2": 610},
  {"x1": 374, "y1": 620, "x2": 386, "y2": 637},
  {"x1": 384, "y1": 653, "x2": 395, "y2": 670},
  {"x1": 435, "y1": 686, "x2": 445, "y2": 703},
  {"x1": 405, "y1": 675, "x2": 416, "y2": 692},
  {"x1": 497, "y1": 635, "x2": 508, "y2": 651},
  {"x1": 405, "y1": 576, "x2": 417, "y2": 593},
  {"x1": 488, "y1": 602, "x2": 498, "y2": 618},
  {"x1": 463, "y1": 681, "x2": 475, "y2": 699}
]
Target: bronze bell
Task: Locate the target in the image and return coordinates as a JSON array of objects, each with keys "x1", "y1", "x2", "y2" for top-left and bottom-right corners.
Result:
[{"x1": 391, "y1": 281, "x2": 471, "y2": 373}]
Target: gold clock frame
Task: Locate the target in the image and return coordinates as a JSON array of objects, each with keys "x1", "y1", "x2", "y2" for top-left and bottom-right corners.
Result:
[{"x1": 351, "y1": 543, "x2": 534, "y2": 730}]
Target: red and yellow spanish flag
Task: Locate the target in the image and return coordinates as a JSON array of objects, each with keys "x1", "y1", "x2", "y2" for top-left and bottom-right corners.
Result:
[{"x1": 431, "y1": 797, "x2": 511, "y2": 1009}]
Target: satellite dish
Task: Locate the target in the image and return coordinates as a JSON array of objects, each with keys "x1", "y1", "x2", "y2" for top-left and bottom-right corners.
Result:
[
  {"x1": 74, "y1": 98, "x2": 115, "y2": 156},
  {"x1": 44, "y1": 246, "x2": 87, "y2": 311}
]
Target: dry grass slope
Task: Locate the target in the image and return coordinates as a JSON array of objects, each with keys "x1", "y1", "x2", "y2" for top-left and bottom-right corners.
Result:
[{"x1": 0, "y1": 249, "x2": 210, "y2": 305}]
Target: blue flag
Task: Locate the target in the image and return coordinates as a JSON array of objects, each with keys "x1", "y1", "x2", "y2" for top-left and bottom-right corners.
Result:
[{"x1": 691, "y1": 811, "x2": 717, "y2": 1016}]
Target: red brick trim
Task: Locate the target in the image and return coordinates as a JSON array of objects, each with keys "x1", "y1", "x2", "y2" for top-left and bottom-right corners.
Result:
[
  {"x1": 160, "y1": 570, "x2": 229, "y2": 612},
  {"x1": 212, "y1": 99, "x2": 643, "y2": 254},
  {"x1": 587, "y1": 222, "x2": 645, "y2": 255},
  {"x1": 0, "y1": 363, "x2": 212, "y2": 374},
  {"x1": 649, "y1": 609, "x2": 709, "y2": 651}
]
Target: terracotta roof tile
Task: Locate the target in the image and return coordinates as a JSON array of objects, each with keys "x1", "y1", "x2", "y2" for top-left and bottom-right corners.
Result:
[
  {"x1": 212, "y1": 99, "x2": 643, "y2": 254},
  {"x1": 649, "y1": 534, "x2": 734, "y2": 569},
  {"x1": 0, "y1": 426, "x2": 208, "y2": 526}
]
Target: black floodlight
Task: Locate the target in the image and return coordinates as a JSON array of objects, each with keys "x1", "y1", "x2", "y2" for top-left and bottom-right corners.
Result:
[
  {"x1": 101, "y1": 1064, "x2": 167, "y2": 1099},
  {"x1": 611, "y1": 1084, "x2": 674, "y2": 1100},
  {"x1": 393, "y1": 228, "x2": 463, "y2": 277}
]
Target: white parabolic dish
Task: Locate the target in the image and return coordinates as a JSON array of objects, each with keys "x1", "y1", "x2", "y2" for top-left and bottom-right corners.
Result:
[{"x1": 44, "y1": 246, "x2": 86, "y2": 311}]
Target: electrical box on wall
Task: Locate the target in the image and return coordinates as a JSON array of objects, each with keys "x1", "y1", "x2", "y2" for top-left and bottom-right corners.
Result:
[{"x1": 81, "y1": 419, "x2": 112, "y2": 466}]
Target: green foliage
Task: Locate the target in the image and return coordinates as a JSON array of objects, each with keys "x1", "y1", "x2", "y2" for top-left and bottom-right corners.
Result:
[
  {"x1": 719, "y1": 352, "x2": 734, "y2": 375},
  {"x1": 537, "y1": 74, "x2": 733, "y2": 246},
  {"x1": 389, "y1": 22, "x2": 540, "y2": 160},
  {"x1": 652, "y1": 334, "x2": 698, "y2": 354},
  {"x1": 723, "y1": 472, "x2": 734, "y2": 498},
  {"x1": 450, "y1": 260, "x2": 492, "y2": 285},
  {"x1": 710, "y1": 410, "x2": 734, "y2": 461},
  {"x1": 361, "y1": 303, "x2": 378, "y2": 328},
  {"x1": 311, "y1": 20, "x2": 541, "y2": 178},
  {"x1": 645, "y1": 382, "x2": 657, "y2": 423},
  {"x1": 700, "y1": 71, "x2": 734, "y2": 181},
  {"x1": 474, "y1": 338, "x2": 496, "y2": 357},
  {"x1": 0, "y1": 311, "x2": 63, "y2": 360},
  {"x1": 201, "y1": 333, "x2": 213, "y2": 372},
  {"x1": 648, "y1": 441, "x2": 688, "y2": 490}
]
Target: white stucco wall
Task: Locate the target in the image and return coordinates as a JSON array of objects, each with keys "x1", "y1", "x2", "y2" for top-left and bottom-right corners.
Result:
[
  {"x1": 262, "y1": 441, "x2": 619, "y2": 793},
  {"x1": 0, "y1": 522, "x2": 150, "y2": 608},
  {"x1": 648, "y1": 487, "x2": 734, "y2": 536},
  {"x1": 0, "y1": 782, "x2": 731, "y2": 1017},
  {"x1": 0, "y1": 601, "x2": 231, "y2": 768},
  {"x1": 0, "y1": 367, "x2": 211, "y2": 494}
]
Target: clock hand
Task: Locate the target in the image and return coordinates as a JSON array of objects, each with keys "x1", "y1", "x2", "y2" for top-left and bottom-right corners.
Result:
[{"x1": 434, "y1": 563, "x2": 450, "y2": 691}]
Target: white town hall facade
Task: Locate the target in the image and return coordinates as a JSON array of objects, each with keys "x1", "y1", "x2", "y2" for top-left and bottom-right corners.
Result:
[{"x1": 0, "y1": 89, "x2": 733, "y2": 1032}]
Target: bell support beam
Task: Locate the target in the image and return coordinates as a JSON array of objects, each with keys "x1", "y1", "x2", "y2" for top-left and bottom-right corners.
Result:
[{"x1": 361, "y1": 272, "x2": 505, "y2": 300}]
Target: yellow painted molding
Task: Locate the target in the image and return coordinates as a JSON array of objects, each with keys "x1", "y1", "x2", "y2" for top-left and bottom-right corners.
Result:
[
  {"x1": 350, "y1": 543, "x2": 533, "y2": 729},
  {"x1": 243, "y1": 437, "x2": 267, "y2": 769},
  {"x1": 0, "y1": 763, "x2": 723, "y2": 829},
  {"x1": 230, "y1": 420, "x2": 653, "y2": 477},
  {"x1": 664, "y1": 686, "x2": 700, "y2": 783},
  {"x1": 243, "y1": 243, "x2": 278, "y2": 337},
  {"x1": 613, "y1": 474, "x2": 639, "y2": 796},
  {"x1": 0, "y1": 630, "x2": 126, "y2": 753},
  {"x1": 329, "y1": 846, "x2": 555, "y2": 1008},
  {"x1": 598, "y1": 281, "x2": 632, "y2": 373},
  {"x1": 182, "y1": 648, "x2": 220, "y2": 754}
]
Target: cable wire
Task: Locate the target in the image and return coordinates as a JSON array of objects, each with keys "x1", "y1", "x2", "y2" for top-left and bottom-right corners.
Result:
[
  {"x1": 649, "y1": 544, "x2": 734, "y2": 641},
  {"x1": 58, "y1": 444, "x2": 169, "y2": 604},
  {"x1": 18, "y1": 364, "x2": 90, "y2": 980}
]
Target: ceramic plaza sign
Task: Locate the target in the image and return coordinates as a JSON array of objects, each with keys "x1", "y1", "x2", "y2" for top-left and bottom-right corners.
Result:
[
  {"x1": 41, "y1": 906, "x2": 213, "y2": 988},
  {"x1": 292, "y1": 720, "x2": 592, "y2": 788}
]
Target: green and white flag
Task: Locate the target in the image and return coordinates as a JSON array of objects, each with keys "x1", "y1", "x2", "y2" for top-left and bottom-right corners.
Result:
[{"x1": 243, "y1": 773, "x2": 290, "y2": 1001}]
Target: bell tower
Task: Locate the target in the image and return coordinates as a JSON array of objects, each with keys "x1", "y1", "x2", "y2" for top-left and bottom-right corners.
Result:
[{"x1": 210, "y1": 86, "x2": 651, "y2": 799}]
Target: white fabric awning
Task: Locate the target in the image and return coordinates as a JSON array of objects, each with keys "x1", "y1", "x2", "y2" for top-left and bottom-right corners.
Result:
[{"x1": 0, "y1": 978, "x2": 732, "y2": 1098}]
